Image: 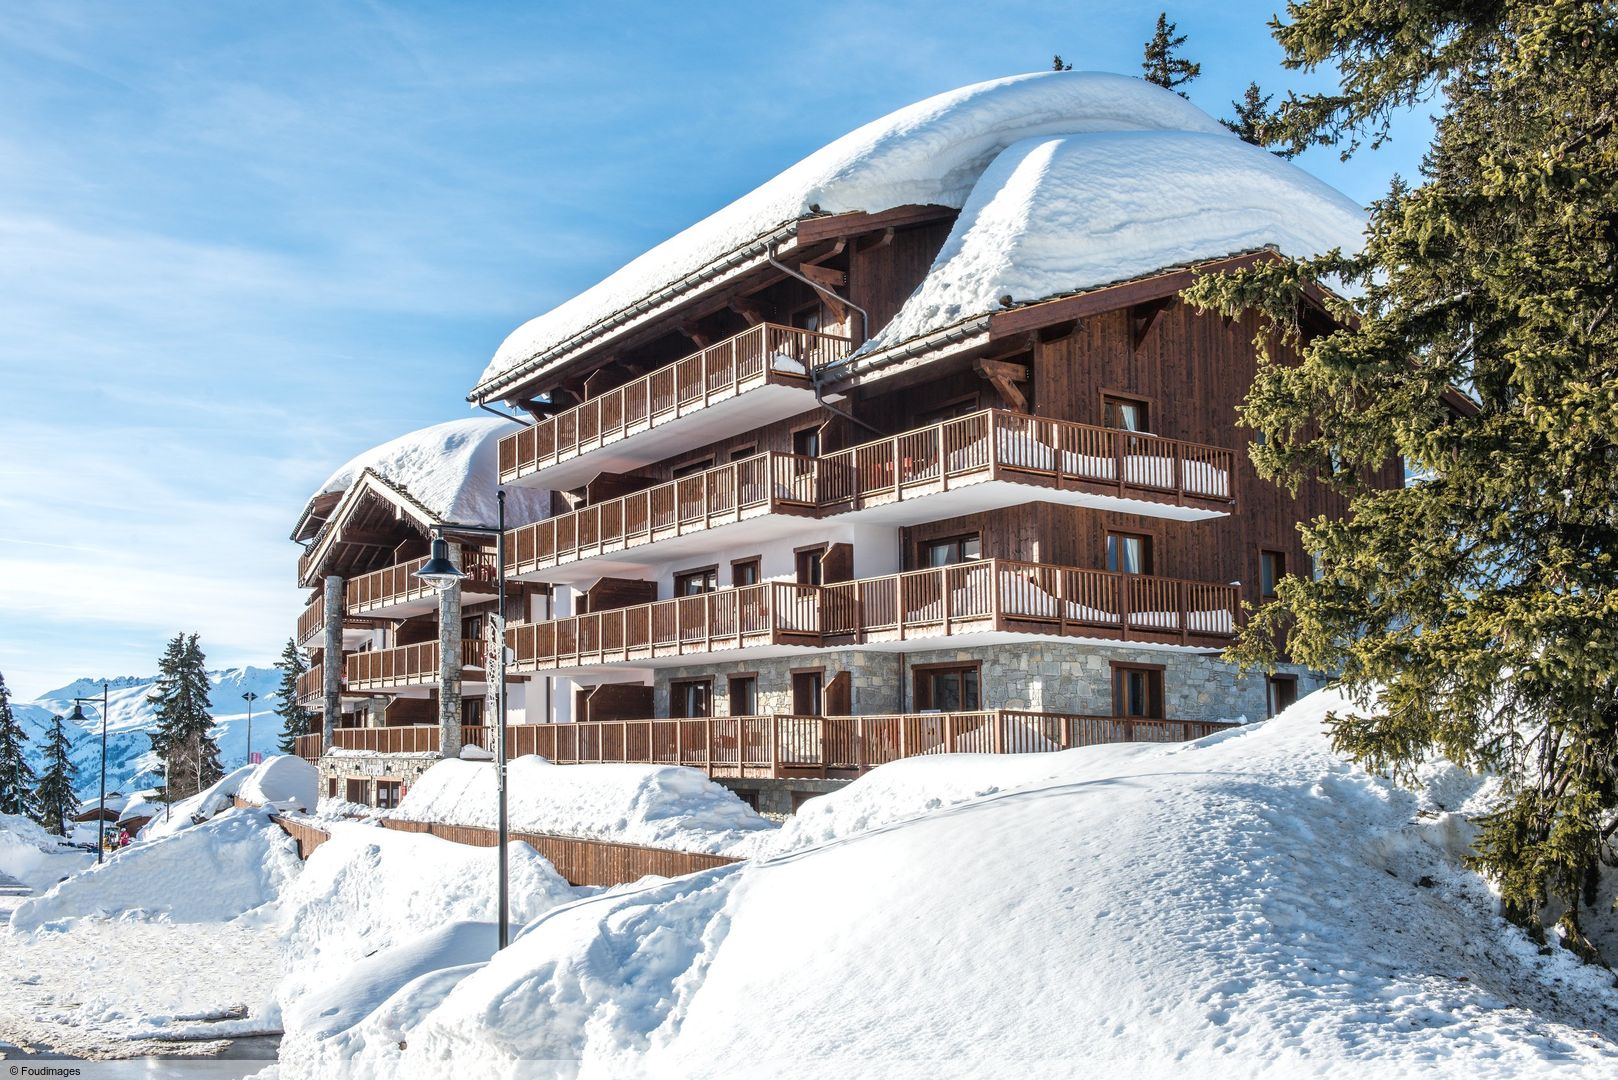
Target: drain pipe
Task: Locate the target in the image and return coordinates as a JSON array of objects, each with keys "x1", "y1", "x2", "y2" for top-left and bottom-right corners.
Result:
[
  {"x1": 767, "y1": 247, "x2": 885, "y2": 438},
  {"x1": 477, "y1": 401, "x2": 533, "y2": 427}
]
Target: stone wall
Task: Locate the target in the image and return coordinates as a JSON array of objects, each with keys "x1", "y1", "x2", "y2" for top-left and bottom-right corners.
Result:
[{"x1": 317, "y1": 750, "x2": 440, "y2": 806}]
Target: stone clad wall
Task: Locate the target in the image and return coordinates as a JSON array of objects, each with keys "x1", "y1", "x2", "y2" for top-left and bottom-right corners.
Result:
[{"x1": 317, "y1": 751, "x2": 441, "y2": 805}]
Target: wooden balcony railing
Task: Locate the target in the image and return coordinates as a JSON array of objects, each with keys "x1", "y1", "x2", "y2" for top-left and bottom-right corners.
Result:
[
  {"x1": 345, "y1": 640, "x2": 487, "y2": 692},
  {"x1": 498, "y1": 322, "x2": 849, "y2": 484},
  {"x1": 294, "y1": 733, "x2": 323, "y2": 763},
  {"x1": 508, "y1": 452, "x2": 817, "y2": 575},
  {"x1": 346, "y1": 547, "x2": 499, "y2": 615},
  {"x1": 456, "y1": 711, "x2": 1237, "y2": 778},
  {"x1": 295, "y1": 666, "x2": 323, "y2": 707},
  {"x1": 296, "y1": 596, "x2": 326, "y2": 647},
  {"x1": 505, "y1": 560, "x2": 1237, "y2": 670}
]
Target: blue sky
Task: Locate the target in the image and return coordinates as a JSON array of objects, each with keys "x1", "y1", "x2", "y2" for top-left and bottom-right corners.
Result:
[{"x1": 0, "y1": 1, "x2": 1432, "y2": 700}]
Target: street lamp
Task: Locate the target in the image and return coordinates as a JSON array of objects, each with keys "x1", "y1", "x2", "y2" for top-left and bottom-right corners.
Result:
[
  {"x1": 415, "y1": 490, "x2": 512, "y2": 950},
  {"x1": 242, "y1": 691, "x2": 259, "y2": 764},
  {"x1": 70, "y1": 681, "x2": 109, "y2": 863}
]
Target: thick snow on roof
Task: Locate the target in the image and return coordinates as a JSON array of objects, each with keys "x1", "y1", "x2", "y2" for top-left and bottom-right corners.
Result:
[
  {"x1": 476, "y1": 71, "x2": 1227, "y2": 395},
  {"x1": 866, "y1": 131, "x2": 1367, "y2": 351},
  {"x1": 307, "y1": 417, "x2": 547, "y2": 530}
]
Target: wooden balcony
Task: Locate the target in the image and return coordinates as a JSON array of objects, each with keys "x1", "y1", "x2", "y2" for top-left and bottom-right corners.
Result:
[
  {"x1": 345, "y1": 640, "x2": 487, "y2": 693},
  {"x1": 505, "y1": 560, "x2": 1238, "y2": 672},
  {"x1": 465, "y1": 711, "x2": 1237, "y2": 779},
  {"x1": 507, "y1": 452, "x2": 817, "y2": 579},
  {"x1": 346, "y1": 548, "x2": 499, "y2": 618},
  {"x1": 295, "y1": 666, "x2": 323, "y2": 707},
  {"x1": 294, "y1": 733, "x2": 323, "y2": 763},
  {"x1": 296, "y1": 597, "x2": 325, "y2": 648},
  {"x1": 496, "y1": 322, "x2": 846, "y2": 490}
]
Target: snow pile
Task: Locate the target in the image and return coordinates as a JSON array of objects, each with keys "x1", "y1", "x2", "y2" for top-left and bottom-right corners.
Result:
[
  {"x1": 139, "y1": 762, "x2": 255, "y2": 840},
  {"x1": 867, "y1": 131, "x2": 1365, "y2": 351},
  {"x1": 323, "y1": 689, "x2": 1618, "y2": 1076},
  {"x1": 10, "y1": 807, "x2": 299, "y2": 931},
  {"x1": 388, "y1": 756, "x2": 777, "y2": 855},
  {"x1": 236, "y1": 753, "x2": 318, "y2": 811},
  {"x1": 306, "y1": 417, "x2": 549, "y2": 529},
  {"x1": 476, "y1": 71, "x2": 1227, "y2": 396},
  {"x1": 0, "y1": 813, "x2": 91, "y2": 892},
  {"x1": 274, "y1": 824, "x2": 578, "y2": 1069}
]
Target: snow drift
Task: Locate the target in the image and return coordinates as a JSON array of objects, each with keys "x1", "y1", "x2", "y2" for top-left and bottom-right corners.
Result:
[
  {"x1": 138, "y1": 753, "x2": 315, "y2": 840},
  {"x1": 10, "y1": 807, "x2": 299, "y2": 931},
  {"x1": 311, "y1": 690, "x2": 1618, "y2": 1077},
  {"x1": 0, "y1": 813, "x2": 92, "y2": 893},
  {"x1": 388, "y1": 756, "x2": 777, "y2": 855}
]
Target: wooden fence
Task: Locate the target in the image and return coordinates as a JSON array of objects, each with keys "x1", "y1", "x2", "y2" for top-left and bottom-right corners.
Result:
[{"x1": 378, "y1": 819, "x2": 738, "y2": 886}]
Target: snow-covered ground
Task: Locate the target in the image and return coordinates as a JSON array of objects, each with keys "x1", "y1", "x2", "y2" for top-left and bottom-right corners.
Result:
[{"x1": 288, "y1": 688, "x2": 1618, "y2": 1078}]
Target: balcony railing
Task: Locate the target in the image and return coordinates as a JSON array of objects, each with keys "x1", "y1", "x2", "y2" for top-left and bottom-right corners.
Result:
[
  {"x1": 346, "y1": 548, "x2": 499, "y2": 616},
  {"x1": 459, "y1": 711, "x2": 1237, "y2": 778},
  {"x1": 294, "y1": 733, "x2": 323, "y2": 763},
  {"x1": 345, "y1": 640, "x2": 487, "y2": 692},
  {"x1": 505, "y1": 560, "x2": 1238, "y2": 670},
  {"x1": 508, "y1": 452, "x2": 817, "y2": 576},
  {"x1": 497, "y1": 322, "x2": 848, "y2": 484},
  {"x1": 295, "y1": 666, "x2": 323, "y2": 707},
  {"x1": 296, "y1": 596, "x2": 326, "y2": 648}
]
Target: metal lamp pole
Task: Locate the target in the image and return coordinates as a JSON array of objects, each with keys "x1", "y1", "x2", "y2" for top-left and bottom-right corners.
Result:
[
  {"x1": 242, "y1": 691, "x2": 258, "y2": 763},
  {"x1": 415, "y1": 489, "x2": 511, "y2": 949},
  {"x1": 71, "y1": 682, "x2": 109, "y2": 862}
]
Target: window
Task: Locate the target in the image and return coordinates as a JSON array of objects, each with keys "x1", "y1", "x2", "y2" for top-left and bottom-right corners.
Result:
[
  {"x1": 919, "y1": 533, "x2": 982, "y2": 568},
  {"x1": 792, "y1": 426, "x2": 821, "y2": 458},
  {"x1": 462, "y1": 698, "x2": 484, "y2": 727},
  {"x1": 728, "y1": 674, "x2": 758, "y2": 716},
  {"x1": 729, "y1": 445, "x2": 756, "y2": 462},
  {"x1": 670, "y1": 679, "x2": 713, "y2": 719},
  {"x1": 791, "y1": 303, "x2": 821, "y2": 332},
  {"x1": 917, "y1": 394, "x2": 981, "y2": 426},
  {"x1": 795, "y1": 546, "x2": 824, "y2": 585},
  {"x1": 675, "y1": 566, "x2": 719, "y2": 595},
  {"x1": 1260, "y1": 549, "x2": 1287, "y2": 599},
  {"x1": 1112, "y1": 664, "x2": 1165, "y2": 719},
  {"x1": 1103, "y1": 395, "x2": 1150, "y2": 432},
  {"x1": 461, "y1": 613, "x2": 483, "y2": 642},
  {"x1": 672, "y1": 457, "x2": 714, "y2": 479},
  {"x1": 1106, "y1": 531, "x2": 1154, "y2": 575},
  {"x1": 327, "y1": 777, "x2": 339, "y2": 799},
  {"x1": 375, "y1": 780, "x2": 403, "y2": 810},
  {"x1": 914, "y1": 664, "x2": 981, "y2": 712},
  {"x1": 345, "y1": 778, "x2": 368, "y2": 804},
  {"x1": 1267, "y1": 675, "x2": 1298, "y2": 718},
  {"x1": 792, "y1": 670, "x2": 824, "y2": 716},
  {"x1": 732, "y1": 558, "x2": 761, "y2": 587}
]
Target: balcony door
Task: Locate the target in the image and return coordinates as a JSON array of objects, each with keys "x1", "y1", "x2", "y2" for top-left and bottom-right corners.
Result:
[
  {"x1": 670, "y1": 678, "x2": 713, "y2": 719},
  {"x1": 919, "y1": 532, "x2": 981, "y2": 569},
  {"x1": 791, "y1": 670, "x2": 824, "y2": 716},
  {"x1": 914, "y1": 663, "x2": 981, "y2": 712},
  {"x1": 1111, "y1": 663, "x2": 1165, "y2": 719}
]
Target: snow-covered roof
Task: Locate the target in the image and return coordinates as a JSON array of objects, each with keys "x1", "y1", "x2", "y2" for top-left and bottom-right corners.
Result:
[
  {"x1": 294, "y1": 418, "x2": 549, "y2": 541},
  {"x1": 472, "y1": 71, "x2": 1232, "y2": 399},
  {"x1": 864, "y1": 131, "x2": 1366, "y2": 352}
]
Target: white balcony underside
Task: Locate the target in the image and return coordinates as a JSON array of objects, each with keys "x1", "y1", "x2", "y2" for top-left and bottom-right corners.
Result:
[
  {"x1": 507, "y1": 382, "x2": 824, "y2": 492},
  {"x1": 511, "y1": 474, "x2": 1226, "y2": 585},
  {"x1": 517, "y1": 627, "x2": 1223, "y2": 678},
  {"x1": 348, "y1": 586, "x2": 498, "y2": 621}
]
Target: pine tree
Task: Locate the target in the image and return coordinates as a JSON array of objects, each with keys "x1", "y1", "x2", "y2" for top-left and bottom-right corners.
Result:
[
  {"x1": 1222, "y1": 82, "x2": 1296, "y2": 157},
  {"x1": 1183, "y1": 3, "x2": 1618, "y2": 959},
  {"x1": 34, "y1": 714, "x2": 76, "y2": 835},
  {"x1": 0, "y1": 672, "x2": 38, "y2": 818},
  {"x1": 1052, "y1": 54, "x2": 1073, "y2": 72},
  {"x1": 147, "y1": 632, "x2": 222, "y2": 798},
  {"x1": 1141, "y1": 12, "x2": 1200, "y2": 96},
  {"x1": 273, "y1": 638, "x2": 313, "y2": 755}
]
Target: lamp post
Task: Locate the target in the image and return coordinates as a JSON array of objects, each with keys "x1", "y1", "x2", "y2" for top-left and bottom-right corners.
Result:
[
  {"x1": 416, "y1": 489, "x2": 511, "y2": 950},
  {"x1": 242, "y1": 691, "x2": 258, "y2": 764},
  {"x1": 70, "y1": 681, "x2": 109, "y2": 863}
]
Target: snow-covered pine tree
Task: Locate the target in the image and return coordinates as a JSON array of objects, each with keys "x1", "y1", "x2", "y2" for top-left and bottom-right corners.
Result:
[
  {"x1": 1141, "y1": 12, "x2": 1199, "y2": 96},
  {"x1": 34, "y1": 713, "x2": 76, "y2": 835},
  {"x1": 0, "y1": 672, "x2": 39, "y2": 818},
  {"x1": 1184, "y1": 0, "x2": 1618, "y2": 960},
  {"x1": 273, "y1": 637, "x2": 313, "y2": 755},
  {"x1": 1222, "y1": 82, "x2": 1294, "y2": 157}
]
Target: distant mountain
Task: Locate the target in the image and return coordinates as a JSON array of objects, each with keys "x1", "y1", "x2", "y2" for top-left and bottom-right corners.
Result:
[{"x1": 12, "y1": 666, "x2": 286, "y2": 797}]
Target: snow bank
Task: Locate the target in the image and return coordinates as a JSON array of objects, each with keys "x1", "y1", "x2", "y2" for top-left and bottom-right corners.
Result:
[
  {"x1": 327, "y1": 690, "x2": 1618, "y2": 1077},
  {"x1": 10, "y1": 807, "x2": 299, "y2": 931},
  {"x1": 305, "y1": 417, "x2": 548, "y2": 530},
  {"x1": 866, "y1": 131, "x2": 1366, "y2": 352},
  {"x1": 388, "y1": 756, "x2": 776, "y2": 855},
  {"x1": 475, "y1": 71, "x2": 1227, "y2": 396},
  {"x1": 0, "y1": 813, "x2": 91, "y2": 892},
  {"x1": 237, "y1": 753, "x2": 318, "y2": 811}
]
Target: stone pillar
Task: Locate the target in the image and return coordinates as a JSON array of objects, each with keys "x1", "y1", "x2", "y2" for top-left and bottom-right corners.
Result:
[
  {"x1": 437, "y1": 549, "x2": 464, "y2": 759},
  {"x1": 322, "y1": 575, "x2": 343, "y2": 744}
]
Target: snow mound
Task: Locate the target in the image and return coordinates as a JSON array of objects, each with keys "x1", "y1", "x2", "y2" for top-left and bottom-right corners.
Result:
[
  {"x1": 475, "y1": 70, "x2": 1228, "y2": 397},
  {"x1": 0, "y1": 813, "x2": 92, "y2": 893},
  {"x1": 331, "y1": 689, "x2": 1618, "y2": 1076},
  {"x1": 10, "y1": 807, "x2": 299, "y2": 931},
  {"x1": 304, "y1": 417, "x2": 549, "y2": 531},
  {"x1": 388, "y1": 756, "x2": 777, "y2": 855},
  {"x1": 237, "y1": 753, "x2": 318, "y2": 811},
  {"x1": 867, "y1": 131, "x2": 1366, "y2": 351}
]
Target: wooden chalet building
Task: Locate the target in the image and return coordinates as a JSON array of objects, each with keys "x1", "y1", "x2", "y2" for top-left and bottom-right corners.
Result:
[{"x1": 293, "y1": 72, "x2": 1385, "y2": 812}]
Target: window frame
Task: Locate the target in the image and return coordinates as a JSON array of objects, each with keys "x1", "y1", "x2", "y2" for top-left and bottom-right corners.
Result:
[
  {"x1": 1258, "y1": 547, "x2": 1288, "y2": 600},
  {"x1": 911, "y1": 660, "x2": 983, "y2": 712},
  {"x1": 673, "y1": 564, "x2": 720, "y2": 596},
  {"x1": 1110, "y1": 661, "x2": 1166, "y2": 720},
  {"x1": 730, "y1": 556, "x2": 762, "y2": 588},
  {"x1": 670, "y1": 456, "x2": 715, "y2": 479},
  {"x1": 916, "y1": 393, "x2": 982, "y2": 428},
  {"x1": 669, "y1": 677, "x2": 714, "y2": 719},
  {"x1": 791, "y1": 424, "x2": 822, "y2": 459},
  {"x1": 917, "y1": 532, "x2": 983, "y2": 569},
  {"x1": 1100, "y1": 392, "x2": 1153, "y2": 433},
  {"x1": 1105, "y1": 529, "x2": 1156, "y2": 575},
  {"x1": 1266, "y1": 674, "x2": 1299, "y2": 718},
  {"x1": 790, "y1": 667, "x2": 825, "y2": 716},
  {"x1": 793, "y1": 543, "x2": 826, "y2": 585},
  {"x1": 727, "y1": 672, "x2": 759, "y2": 717},
  {"x1": 374, "y1": 778, "x2": 404, "y2": 811}
]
